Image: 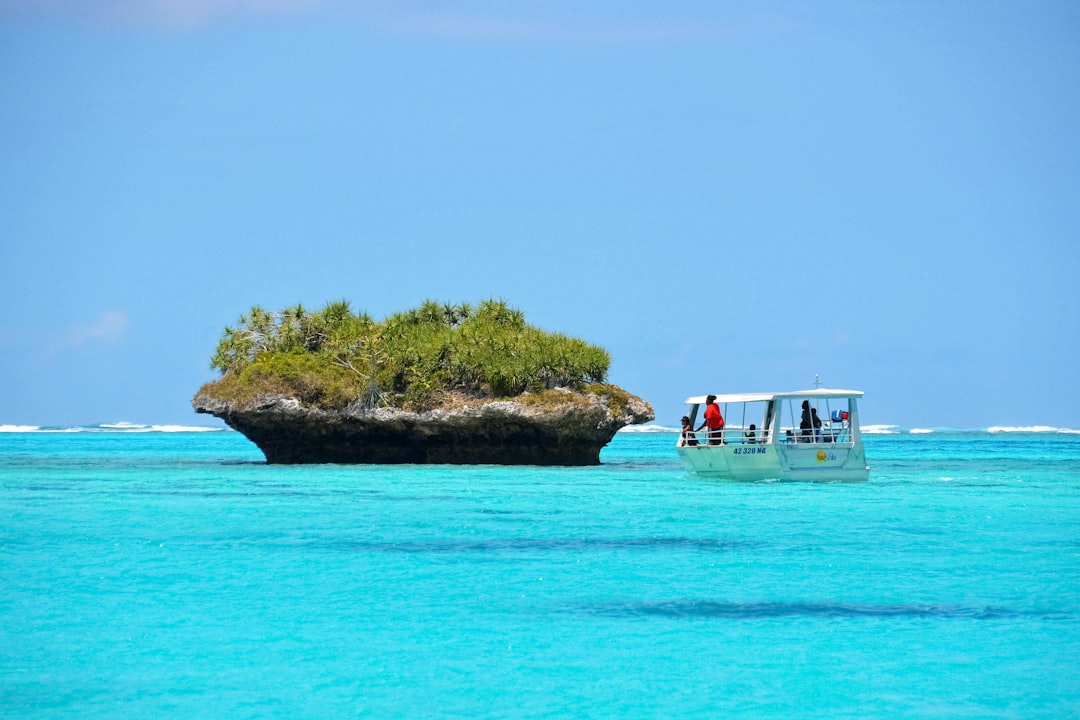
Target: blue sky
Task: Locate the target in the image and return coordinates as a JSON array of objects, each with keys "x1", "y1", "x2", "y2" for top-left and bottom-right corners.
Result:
[{"x1": 2, "y1": 1, "x2": 1078, "y2": 430}]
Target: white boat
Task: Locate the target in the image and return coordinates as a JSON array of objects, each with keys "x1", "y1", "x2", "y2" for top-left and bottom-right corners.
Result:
[{"x1": 676, "y1": 388, "x2": 870, "y2": 482}]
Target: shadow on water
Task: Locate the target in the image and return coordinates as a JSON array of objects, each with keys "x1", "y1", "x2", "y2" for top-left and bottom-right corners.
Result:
[
  {"x1": 339, "y1": 536, "x2": 759, "y2": 554},
  {"x1": 573, "y1": 599, "x2": 1074, "y2": 621}
]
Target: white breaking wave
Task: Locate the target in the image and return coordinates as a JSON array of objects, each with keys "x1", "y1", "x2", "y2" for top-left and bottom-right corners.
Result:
[
  {"x1": 149, "y1": 424, "x2": 224, "y2": 432},
  {"x1": 0, "y1": 424, "x2": 39, "y2": 432},
  {"x1": 3, "y1": 422, "x2": 1076, "y2": 435},
  {"x1": 988, "y1": 425, "x2": 1080, "y2": 435},
  {"x1": 862, "y1": 425, "x2": 901, "y2": 434},
  {"x1": 861, "y1": 425, "x2": 1080, "y2": 435},
  {"x1": 619, "y1": 424, "x2": 678, "y2": 433},
  {"x1": 0, "y1": 424, "x2": 227, "y2": 433}
]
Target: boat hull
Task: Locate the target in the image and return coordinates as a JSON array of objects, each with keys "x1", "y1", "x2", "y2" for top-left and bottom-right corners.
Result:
[{"x1": 676, "y1": 442, "x2": 869, "y2": 482}]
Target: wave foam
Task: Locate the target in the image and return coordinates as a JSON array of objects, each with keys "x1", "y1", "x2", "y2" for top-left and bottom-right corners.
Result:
[
  {"x1": 619, "y1": 424, "x2": 678, "y2": 433},
  {"x1": 4, "y1": 422, "x2": 1077, "y2": 436},
  {"x1": 0, "y1": 424, "x2": 227, "y2": 433},
  {"x1": 987, "y1": 425, "x2": 1080, "y2": 434},
  {"x1": 149, "y1": 424, "x2": 224, "y2": 432},
  {"x1": 862, "y1": 425, "x2": 900, "y2": 434}
]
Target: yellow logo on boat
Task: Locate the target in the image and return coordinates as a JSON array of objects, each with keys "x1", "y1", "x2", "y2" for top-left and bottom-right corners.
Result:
[{"x1": 816, "y1": 450, "x2": 827, "y2": 463}]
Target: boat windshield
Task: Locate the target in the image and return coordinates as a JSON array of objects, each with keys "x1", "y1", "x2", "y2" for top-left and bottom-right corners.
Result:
[
  {"x1": 683, "y1": 391, "x2": 860, "y2": 446},
  {"x1": 778, "y1": 396, "x2": 854, "y2": 445},
  {"x1": 722, "y1": 399, "x2": 770, "y2": 444}
]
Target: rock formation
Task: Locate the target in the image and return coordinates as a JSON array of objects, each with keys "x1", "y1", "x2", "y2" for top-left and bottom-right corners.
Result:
[{"x1": 192, "y1": 388, "x2": 654, "y2": 465}]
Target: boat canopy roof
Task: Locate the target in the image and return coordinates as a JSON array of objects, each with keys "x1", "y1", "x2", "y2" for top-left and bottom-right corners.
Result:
[{"x1": 683, "y1": 389, "x2": 864, "y2": 405}]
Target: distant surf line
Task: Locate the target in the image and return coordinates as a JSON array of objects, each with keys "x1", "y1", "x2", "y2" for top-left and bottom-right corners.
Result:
[
  {"x1": 619, "y1": 424, "x2": 1080, "y2": 435},
  {"x1": 0, "y1": 424, "x2": 229, "y2": 433},
  {"x1": 3, "y1": 423, "x2": 1078, "y2": 435}
]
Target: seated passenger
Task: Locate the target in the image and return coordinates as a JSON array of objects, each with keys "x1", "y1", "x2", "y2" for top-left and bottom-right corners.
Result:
[
  {"x1": 680, "y1": 416, "x2": 699, "y2": 446},
  {"x1": 745, "y1": 424, "x2": 757, "y2": 444}
]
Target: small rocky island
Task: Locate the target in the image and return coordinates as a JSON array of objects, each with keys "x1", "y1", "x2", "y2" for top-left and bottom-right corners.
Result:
[{"x1": 192, "y1": 299, "x2": 654, "y2": 464}]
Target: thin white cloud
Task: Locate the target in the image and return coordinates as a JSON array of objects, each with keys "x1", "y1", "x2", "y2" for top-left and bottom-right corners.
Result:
[
  {"x1": 392, "y1": 12, "x2": 557, "y2": 42},
  {"x1": 391, "y1": 10, "x2": 734, "y2": 44},
  {"x1": 65, "y1": 310, "x2": 128, "y2": 348},
  {"x1": 0, "y1": 0, "x2": 335, "y2": 28},
  {"x1": 121, "y1": 0, "x2": 328, "y2": 28},
  {"x1": 0, "y1": 1, "x2": 738, "y2": 42},
  {"x1": 662, "y1": 341, "x2": 698, "y2": 371}
]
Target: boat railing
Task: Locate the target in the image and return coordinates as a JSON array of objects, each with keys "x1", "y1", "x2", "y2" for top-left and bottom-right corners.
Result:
[
  {"x1": 690, "y1": 427, "x2": 770, "y2": 445},
  {"x1": 780, "y1": 424, "x2": 852, "y2": 445},
  {"x1": 685, "y1": 424, "x2": 853, "y2": 446}
]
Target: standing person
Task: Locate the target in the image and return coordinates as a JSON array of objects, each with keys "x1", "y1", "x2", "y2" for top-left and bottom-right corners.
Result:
[
  {"x1": 800, "y1": 400, "x2": 813, "y2": 443},
  {"x1": 811, "y1": 408, "x2": 822, "y2": 443},
  {"x1": 696, "y1": 395, "x2": 725, "y2": 445}
]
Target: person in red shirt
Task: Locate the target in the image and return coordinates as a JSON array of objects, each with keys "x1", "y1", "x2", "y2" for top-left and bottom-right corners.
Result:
[{"x1": 695, "y1": 395, "x2": 725, "y2": 445}]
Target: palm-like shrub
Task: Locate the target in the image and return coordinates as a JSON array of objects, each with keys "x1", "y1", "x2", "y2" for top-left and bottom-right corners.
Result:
[{"x1": 207, "y1": 299, "x2": 611, "y2": 410}]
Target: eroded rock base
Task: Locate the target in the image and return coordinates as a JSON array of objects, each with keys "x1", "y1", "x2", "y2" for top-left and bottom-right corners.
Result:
[{"x1": 194, "y1": 392, "x2": 654, "y2": 466}]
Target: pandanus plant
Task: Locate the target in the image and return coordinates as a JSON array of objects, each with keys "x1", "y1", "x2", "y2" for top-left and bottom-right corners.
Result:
[{"x1": 208, "y1": 298, "x2": 612, "y2": 409}]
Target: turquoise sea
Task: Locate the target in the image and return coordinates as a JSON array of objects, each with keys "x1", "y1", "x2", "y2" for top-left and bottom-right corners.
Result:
[{"x1": 2, "y1": 428, "x2": 1079, "y2": 718}]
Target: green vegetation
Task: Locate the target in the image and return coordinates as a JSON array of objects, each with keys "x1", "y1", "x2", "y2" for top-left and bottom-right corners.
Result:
[{"x1": 204, "y1": 299, "x2": 612, "y2": 411}]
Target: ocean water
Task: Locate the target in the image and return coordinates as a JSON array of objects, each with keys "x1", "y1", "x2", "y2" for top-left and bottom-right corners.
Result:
[{"x1": 1, "y1": 428, "x2": 1078, "y2": 718}]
